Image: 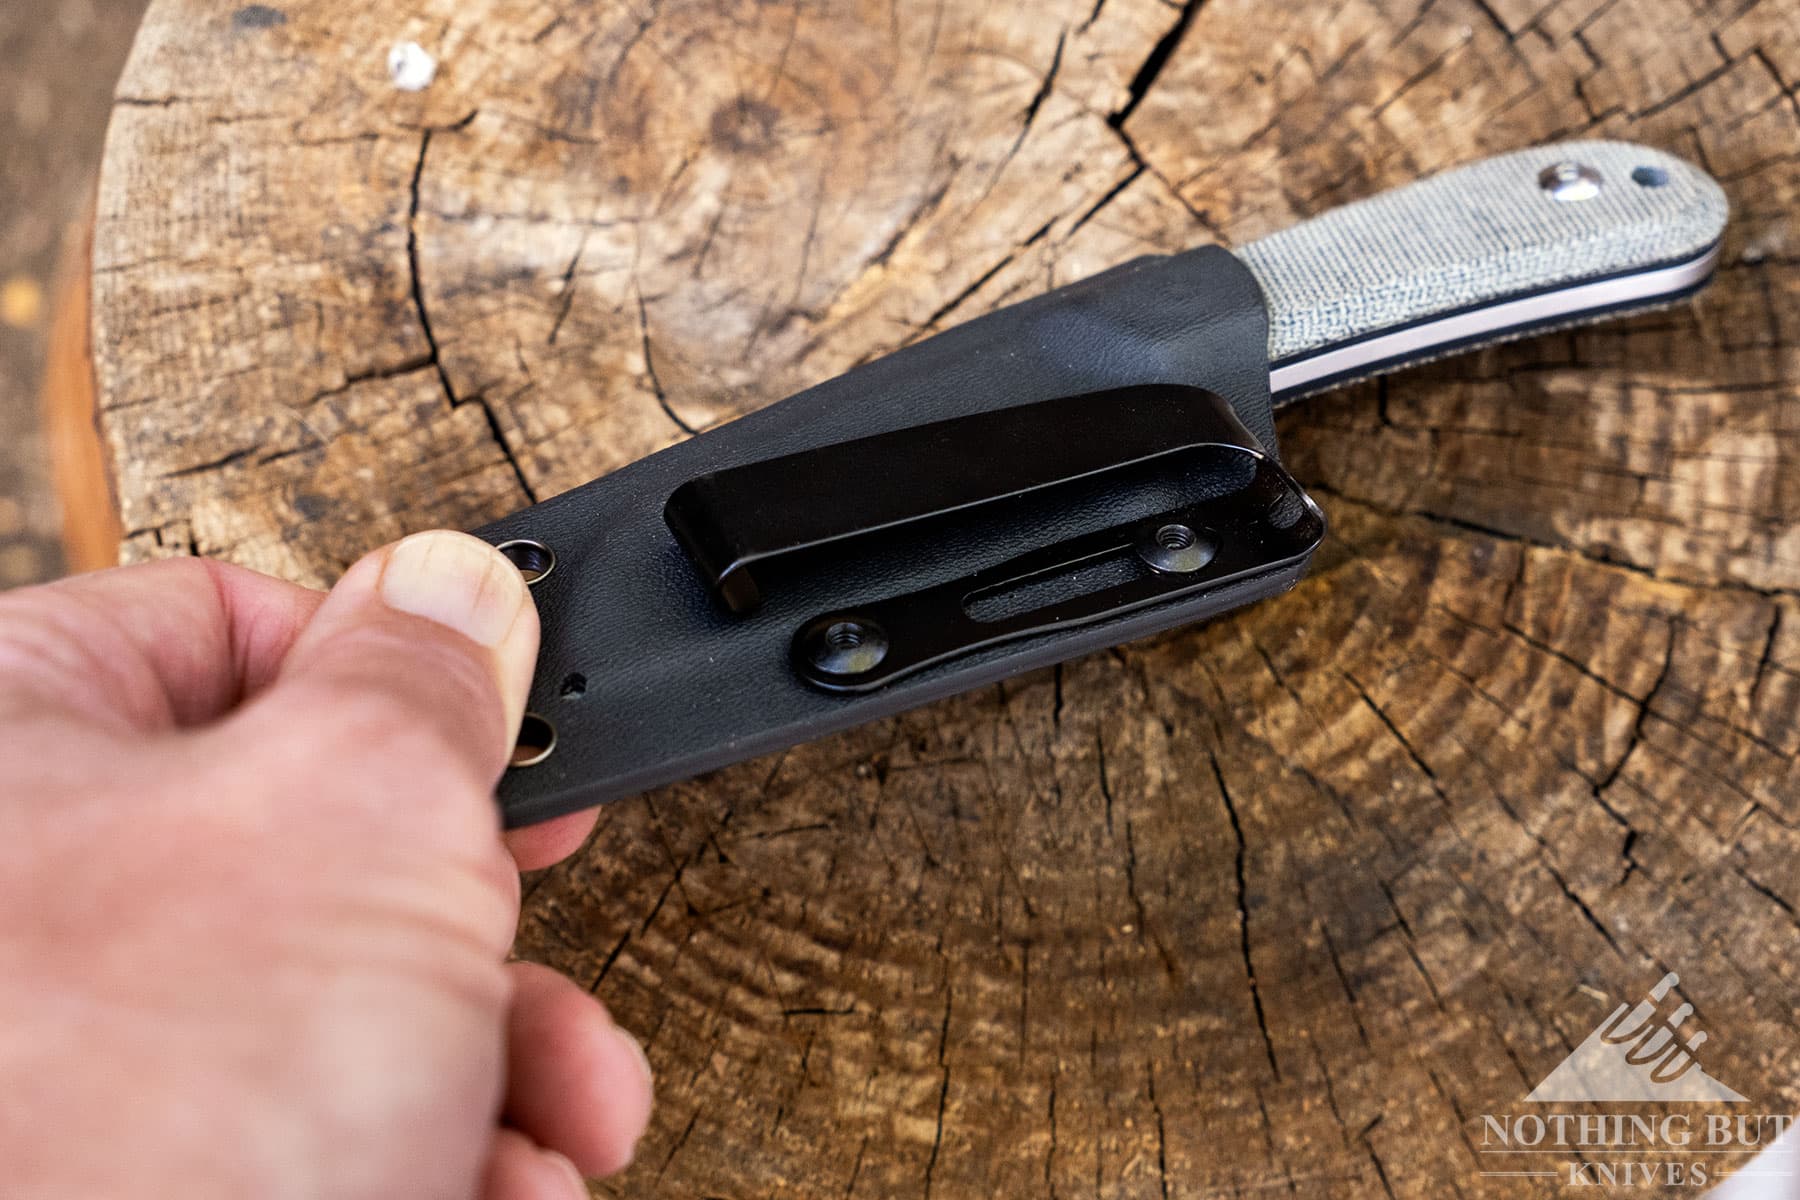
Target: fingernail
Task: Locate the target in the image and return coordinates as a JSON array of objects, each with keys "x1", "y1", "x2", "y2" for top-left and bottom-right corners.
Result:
[
  {"x1": 539, "y1": 1147, "x2": 587, "y2": 1196},
  {"x1": 377, "y1": 531, "x2": 539, "y2": 739},
  {"x1": 379, "y1": 531, "x2": 529, "y2": 649},
  {"x1": 616, "y1": 1027, "x2": 654, "y2": 1088}
]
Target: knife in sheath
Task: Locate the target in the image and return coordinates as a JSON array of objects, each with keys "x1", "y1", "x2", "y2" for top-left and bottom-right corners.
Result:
[{"x1": 475, "y1": 139, "x2": 1727, "y2": 827}]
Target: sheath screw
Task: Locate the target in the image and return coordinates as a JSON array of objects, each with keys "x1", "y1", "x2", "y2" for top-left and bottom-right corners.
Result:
[
  {"x1": 1539, "y1": 161, "x2": 1602, "y2": 202},
  {"x1": 1135, "y1": 523, "x2": 1218, "y2": 575},
  {"x1": 802, "y1": 617, "x2": 889, "y2": 676}
]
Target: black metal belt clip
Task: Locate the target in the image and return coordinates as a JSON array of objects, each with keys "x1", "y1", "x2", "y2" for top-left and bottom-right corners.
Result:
[{"x1": 664, "y1": 384, "x2": 1325, "y2": 695}]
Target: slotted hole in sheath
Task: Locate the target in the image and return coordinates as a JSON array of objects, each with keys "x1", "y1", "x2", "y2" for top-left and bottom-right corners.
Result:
[
  {"x1": 963, "y1": 550, "x2": 1145, "y2": 624},
  {"x1": 756, "y1": 448, "x2": 1257, "y2": 613}
]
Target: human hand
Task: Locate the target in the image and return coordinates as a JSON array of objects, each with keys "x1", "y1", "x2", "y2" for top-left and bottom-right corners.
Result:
[{"x1": 0, "y1": 531, "x2": 652, "y2": 1199}]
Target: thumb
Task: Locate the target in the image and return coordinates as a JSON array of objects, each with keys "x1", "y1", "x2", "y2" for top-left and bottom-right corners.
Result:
[{"x1": 248, "y1": 530, "x2": 538, "y2": 837}]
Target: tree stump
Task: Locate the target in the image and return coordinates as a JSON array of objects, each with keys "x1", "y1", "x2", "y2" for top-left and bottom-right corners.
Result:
[{"x1": 87, "y1": 0, "x2": 1797, "y2": 1194}]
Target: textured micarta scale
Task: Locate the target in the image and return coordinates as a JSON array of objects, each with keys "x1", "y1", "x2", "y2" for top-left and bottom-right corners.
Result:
[{"x1": 1239, "y1": 141, "x2": 1726, "y2": 364}]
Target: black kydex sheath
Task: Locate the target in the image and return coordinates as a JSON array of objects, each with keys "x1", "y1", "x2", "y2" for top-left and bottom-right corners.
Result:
[{"x1": 477, "y1": 246, "x2": 1320, "y2": 827}]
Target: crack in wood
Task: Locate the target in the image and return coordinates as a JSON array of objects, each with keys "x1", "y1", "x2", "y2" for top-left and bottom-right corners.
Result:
[
  {"x1": 406, "y1": 128, "x2": 538, "y2": 505},
  {"x1": 635, "y1": 287, "x2": 697, "y2": 436},
  {"x1": 922, "y1": 986, "x2": 953, "y2": 1199},
  {"x1": 1210, "y1": 750, "x2": 1281, "y2": 1082},
  {"x1": 157, "y1": 445, "x2": 257, "y2": 480},
  {"x1": 1145, "y1": 1061, "x2": 1171, "y2": 1200},
  {"x1": 1108, "y1": 0, "x2": 1205, "y2": 129},
  {"x1": 1306, "y1": 481, "x2": 1800, "y2": 601}
]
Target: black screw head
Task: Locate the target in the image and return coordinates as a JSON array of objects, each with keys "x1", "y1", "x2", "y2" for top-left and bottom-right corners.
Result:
[
  {"x1": 1134, "y1": 522, "x2": 1218, "y2": 574},
  {"x1": 800, "y1": 617, "x2": 889, "y2": 676}
]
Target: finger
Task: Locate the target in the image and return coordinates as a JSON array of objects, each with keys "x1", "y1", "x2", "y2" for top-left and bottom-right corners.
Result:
[
  {"x1": 247, "y1": 530, "x2": 539, "y2": 797},
  {"x1": 503, "y1": 962, "x2": 653, "y2": 1178},
  {"x1": 481, "y1": 1128, "x2": 588, "y2": 1200},
  {"x1": 0, "y1": 557, "x2": 323, "y2": 731},
  {"x1": 506, "y1": 811, "x2": 599, "y2": 872}
]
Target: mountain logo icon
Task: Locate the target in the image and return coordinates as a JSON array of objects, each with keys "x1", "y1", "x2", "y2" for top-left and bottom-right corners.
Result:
[{"x1": 1527, "y1": 972, "x2": 1745, "y2": 1103}]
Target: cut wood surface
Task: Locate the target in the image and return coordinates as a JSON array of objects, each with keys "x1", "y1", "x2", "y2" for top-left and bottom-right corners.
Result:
[{"x1": 92, "y1": 0, "x2": 1798, "y2": 1194}]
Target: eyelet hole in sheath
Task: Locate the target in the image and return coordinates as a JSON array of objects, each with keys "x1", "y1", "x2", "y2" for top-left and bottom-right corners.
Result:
[
  {"x1": 509, "y1": 712, "x2": 557, "y2": 767},
  {"x1": 495, "y1": 539, "x2": 556, "y2": 585}
]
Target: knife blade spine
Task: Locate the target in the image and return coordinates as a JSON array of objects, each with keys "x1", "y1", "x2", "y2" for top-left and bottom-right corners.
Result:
[{"x1": 1266, "y1": 240, "x2": 1720, "y2": 403}]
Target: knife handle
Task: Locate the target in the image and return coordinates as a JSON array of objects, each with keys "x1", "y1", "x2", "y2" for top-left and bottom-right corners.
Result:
[{"x1": 1237, "y1": 140, "x2": 1728, "y2": 401}]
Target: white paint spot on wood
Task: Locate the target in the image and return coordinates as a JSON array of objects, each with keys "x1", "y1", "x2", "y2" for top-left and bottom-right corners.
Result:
[{"x1": 387, "y1": 41, "x2": 436, "y2": 92}]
